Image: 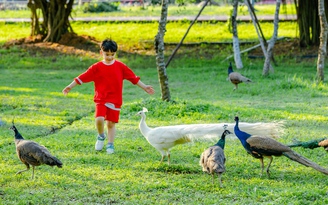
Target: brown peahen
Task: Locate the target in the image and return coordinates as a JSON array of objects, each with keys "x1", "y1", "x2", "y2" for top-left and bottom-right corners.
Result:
[
  {"x1": 234, "y1": 116, "x2": 328, "y2": 177},
  {"x1": 10, "y1": 122, "x2": 63, "y2": 179},
  {"x1": 227, "y1": 62, "x2": 252, "y2": 90},
  {"x1": 319, "y1": 139, "x2": 328, "y2": 151},
  {"x1": 200, "y1": 128, "x2": 232, "y2": 187},
  {"x1": 288, "y1": 138, "x2": 328, "y2": 152}
]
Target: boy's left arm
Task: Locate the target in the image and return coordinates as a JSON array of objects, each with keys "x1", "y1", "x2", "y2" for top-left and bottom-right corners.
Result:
[{"x1": 136, "y1": 80, "x2": 155, "y2": 95}]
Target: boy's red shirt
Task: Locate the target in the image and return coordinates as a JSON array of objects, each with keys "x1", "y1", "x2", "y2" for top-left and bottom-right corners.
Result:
[{"x1": 74, "y1": 60, "x2": 140, "y2": 108}]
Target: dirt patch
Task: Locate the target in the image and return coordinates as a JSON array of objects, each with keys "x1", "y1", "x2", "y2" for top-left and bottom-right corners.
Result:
[
  {"x1": 3, "y1": 33, "x2": 101, "y2": 58},
  {"x1": 248, "y1": 38, "x2": 319, "y2": 59},
  {"x1": 1, "y1": 34, "x2": 320, "y2": 60}
]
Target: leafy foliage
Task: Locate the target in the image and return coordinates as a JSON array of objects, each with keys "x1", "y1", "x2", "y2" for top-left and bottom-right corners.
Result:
[{"x1": 82, "y1": 1, "x2": 120, "y2": 13}]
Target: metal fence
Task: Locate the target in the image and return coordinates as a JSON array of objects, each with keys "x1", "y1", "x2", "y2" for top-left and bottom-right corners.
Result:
[{"x1": 0, "y1": 0, "x2": 28, "y2": 10}]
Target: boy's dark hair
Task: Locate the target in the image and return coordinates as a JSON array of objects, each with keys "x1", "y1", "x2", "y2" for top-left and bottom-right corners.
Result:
[{"x1": 101, "y1": 39, "x2": 118, "y2": 52}]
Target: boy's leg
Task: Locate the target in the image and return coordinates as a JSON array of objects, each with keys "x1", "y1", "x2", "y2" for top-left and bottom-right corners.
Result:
[
  {"x1": 106, "y1": 121, "x2": 116, "y2": 144},
  {"x1": 96, "y1": 116, "x2": 105, "y2": 135},
  {"x1": 95, "y1": 103, "x2": 107, "y2": 151},
  {"x1": 105, "y1": 108, "x2": 119, "y2": 154},
  {"x1": 95, "y1": 116, "x2": 106, "y2": 151},
  {"x1": 106, "y1": 121, "x2": 116, "y2": 154}
]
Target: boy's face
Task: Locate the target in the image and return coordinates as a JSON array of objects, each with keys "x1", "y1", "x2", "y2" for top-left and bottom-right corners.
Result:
[{"x1": 101, "y1": 50, "x2": 116, "y2": 62}]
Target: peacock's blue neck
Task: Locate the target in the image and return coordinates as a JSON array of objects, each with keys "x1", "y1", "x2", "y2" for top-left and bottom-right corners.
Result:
[{"x1": 234, "y1": 120, "x2": 251, "y2": 146}]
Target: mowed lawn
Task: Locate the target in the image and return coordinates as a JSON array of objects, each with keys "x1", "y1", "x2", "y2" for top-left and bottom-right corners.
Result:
[{"x1": 0, "y1": 5, "x2": 328, "y2": 204}]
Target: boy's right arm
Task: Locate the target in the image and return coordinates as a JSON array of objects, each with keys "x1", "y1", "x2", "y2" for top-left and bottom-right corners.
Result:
[
  {"x1": 136, "y1": 80, "x2": 155, "y2": 95},
  {"x1": 62, "y1": 81, "x2": 78, "y2": 95}
]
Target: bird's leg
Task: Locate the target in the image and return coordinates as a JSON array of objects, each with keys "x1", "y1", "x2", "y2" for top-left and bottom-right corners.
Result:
[
  {"x1": 16, "y1": 164, "x2": 30, "y2": 176},
  {"x1": 167, "y1": 153, "x2": 171, "y2": 165},
  {"x1": 218, "y1": 174, "x2": 223, "y2": 188},
  {"x1": 259, "y1": 158, "x2": 264, "y2": 177},
  {"x1": 31, "y1": 166, "x2": 35, "y2": 179},
  {"x1": 160, "y1": 155, "x2": 165, "y2": 164},
  {"x1": 266, "y1": 156, "x2": 273, "y2": 178}
]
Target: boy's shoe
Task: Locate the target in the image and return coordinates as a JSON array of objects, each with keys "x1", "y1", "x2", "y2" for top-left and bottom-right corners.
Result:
[
  {"x1": 95, "y1": 136, "x2": 105, "y2": 151},
  {"x1": 106, "y1": 144, "x2": 114, "y2": 154}
]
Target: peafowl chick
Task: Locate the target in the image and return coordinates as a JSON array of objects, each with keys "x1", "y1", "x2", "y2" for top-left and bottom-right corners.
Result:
[
  {"x1": 200, "y1": 129, "x2": 232, "y2": 187},
  {"x1": 10, "y1": 122, "x2": 63, "y2": 179},
  {"x1": 228, "y1": 62, "x2": 252, "y2": 90},
  {"x1": 234, "y1": 116, "x2": 328, "y2": 177}
]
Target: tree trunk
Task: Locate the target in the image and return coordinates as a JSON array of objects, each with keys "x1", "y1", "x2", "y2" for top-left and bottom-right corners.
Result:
[
  {"x1": 155, "y1": 0, "x2": 171, "y2": 102},
  {"x1": 244, "y1": 0, "x2": 270, "y2": 72},
  {"x1": 263, "y1": 0, "x2": 281, "y2": 76},
  {"x1": 317, "y1": 0, "x2": 327, "y2": 82},
  {"x1": 245, "y1": 0, "x2": 273, "y2": 74},
  {"x1": 28, "y1": 0, "x2": 74, "y2": 42},
  {"x1": 232, "y1": 0, "x2": 243, "y2": 69},
  {"x1": 294, "y1": 0, "x2": 322, "y2": 47},
  {"x1": 28, "y1": 0, "x2": 47, "y2": 36}
]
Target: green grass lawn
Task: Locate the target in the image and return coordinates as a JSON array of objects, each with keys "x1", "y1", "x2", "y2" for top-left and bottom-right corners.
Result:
[
  {"x1": 0, "y1": 21, "x2": 298, "y2": 46},
  {"x1": 0, "y1": 4, "x2": 296, "y2": 18},
  {"x1": 0, "y1": 41, "x2": 328, "y2": 204},
  {"x1": 0, "y1": 4, "x2": 327, "y2": 204},
  {"x1": 0, "y1": 4, "x2": 298, "y2": 46}
]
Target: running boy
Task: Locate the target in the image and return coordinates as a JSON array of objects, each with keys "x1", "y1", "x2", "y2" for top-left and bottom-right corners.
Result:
[{"x1": 62, "y1": 39, "x2": 155, "y2": 154}]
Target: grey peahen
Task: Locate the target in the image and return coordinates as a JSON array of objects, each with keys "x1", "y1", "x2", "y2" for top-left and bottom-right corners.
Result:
[
  {"x1": 234, "y1": 116, "x2": 328, "y2": 177},
  {"x1": 10, "y1": 122, "x2": 63, "y2": 179},
  {"x1": 227, "y1": 62, "x2": 252, "y2": 90},
  {"x1": 288, "y1": 138, "x2": 328, "y2": 152},
  {"x1": 200, "y1": 129, "x2": 232, "y2": 187}
]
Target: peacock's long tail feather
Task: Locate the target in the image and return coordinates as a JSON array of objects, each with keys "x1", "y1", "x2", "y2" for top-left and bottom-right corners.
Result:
[
  {"x1": 173, "y1": 121, "x2": 284, "y2": 142},
  {"x1": 283, "y1": 150, "x2": 328, "y2": 175}
]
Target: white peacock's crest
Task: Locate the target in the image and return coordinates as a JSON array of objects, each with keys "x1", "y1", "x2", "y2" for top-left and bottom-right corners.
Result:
[{"x1": 142, "y1": 107, "x2": 148, "y2": 113}]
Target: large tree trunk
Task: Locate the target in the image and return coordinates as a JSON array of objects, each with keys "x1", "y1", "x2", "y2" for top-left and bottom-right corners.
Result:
[
  {"x1": 155, "y1": 0, "x2": 171, "y2": 102},
  {"x1": 27, "y1": 0, "x2": 74, "y2": 42},
  {"x1": 294, "y1": 0, "x2": 325, "y2": 47},
  {"x1": 263, "y1": 0, "x2": 281, "y2": 76},
  {"x1": 317, "y1": 0, "x2": 327, "y2": 82},
  {"x1": 232, "y1": 0, "x2": 243, "y2": 69}
]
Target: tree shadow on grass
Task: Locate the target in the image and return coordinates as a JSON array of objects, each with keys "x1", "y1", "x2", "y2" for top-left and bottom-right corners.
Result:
[{"x1": 1, "y1": 32, "x2": 231, "y2": 68}]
